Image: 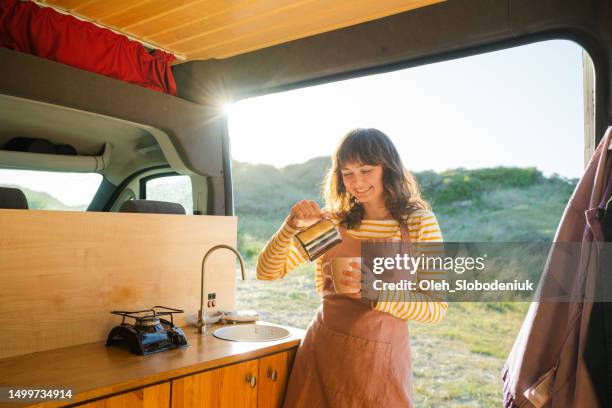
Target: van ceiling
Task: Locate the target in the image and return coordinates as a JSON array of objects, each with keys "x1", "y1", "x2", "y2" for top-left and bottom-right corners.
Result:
[{"x1": 36, "y1": 0, "x2": 443, "y2": 61}]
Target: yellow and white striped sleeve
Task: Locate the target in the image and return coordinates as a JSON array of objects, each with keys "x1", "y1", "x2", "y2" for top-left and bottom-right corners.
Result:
[
  {"x1": 373, "y1": 210, "x2": 448, "y2": 323},
  {"x1": 256, "y1": 219, "x2": 308, "y2": 280}
]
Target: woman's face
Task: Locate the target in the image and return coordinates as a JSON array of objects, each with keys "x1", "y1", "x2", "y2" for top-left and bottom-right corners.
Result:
[{"x1": 341, "y1": 161, "x2": 385, "y2": 204}]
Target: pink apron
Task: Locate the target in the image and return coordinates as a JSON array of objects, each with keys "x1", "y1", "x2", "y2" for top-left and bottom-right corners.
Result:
[{"x1": 283, "y1": 226, "x2": 413, "y2": 407}]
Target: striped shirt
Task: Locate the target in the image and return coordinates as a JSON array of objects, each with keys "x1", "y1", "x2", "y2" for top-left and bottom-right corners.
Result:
[{"x1": 256, "y1": 209, "x2": 447, "y2": 323}]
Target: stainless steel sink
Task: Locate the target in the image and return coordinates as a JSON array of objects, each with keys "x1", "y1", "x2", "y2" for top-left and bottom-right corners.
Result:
[{"x1": 212, "y1": 324, "x2": 291, "y2": 342}]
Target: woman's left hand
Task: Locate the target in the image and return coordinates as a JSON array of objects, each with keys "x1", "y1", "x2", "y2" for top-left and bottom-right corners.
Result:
[
  {"x1": 339, "y1": 267, "x2": 360, "y2": 299},
  {"x1": 340, "y1": 262, "x2": 379, "y2": 301}
]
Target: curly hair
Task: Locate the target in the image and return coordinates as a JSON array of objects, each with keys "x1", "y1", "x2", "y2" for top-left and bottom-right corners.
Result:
[{"x1": 323, "y1": 128, "x2": 430, "y2": 229}]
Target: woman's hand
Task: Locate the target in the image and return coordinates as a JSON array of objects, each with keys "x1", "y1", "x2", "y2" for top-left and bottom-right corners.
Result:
[
  {"x1": 286, "y1": 200, "x2": 324, "y2": 229},
  {"x1": 339, "y1": 266, "x2": 361, "y2": 299},
  {"x1": 339, "y1": 262, "x2": 379, "y2": 301}
]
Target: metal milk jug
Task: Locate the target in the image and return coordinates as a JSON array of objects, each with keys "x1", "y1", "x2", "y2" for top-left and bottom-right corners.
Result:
[{"x1": 295, "y1": 218, "x2": 342, "y2": 261}]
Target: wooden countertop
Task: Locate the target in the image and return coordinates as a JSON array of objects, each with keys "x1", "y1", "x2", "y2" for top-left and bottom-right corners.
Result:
[{"x1": 0, "y1": 322, "x2": 305, "y2": 408}]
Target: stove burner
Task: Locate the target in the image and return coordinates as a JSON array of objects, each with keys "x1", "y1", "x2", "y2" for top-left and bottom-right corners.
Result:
[
  {"x1": 106, "y1": 306, "x2": 188, "y2": 355},
  {"x1": 135, "y1": 316, "x2": 161, "y2": 330}
]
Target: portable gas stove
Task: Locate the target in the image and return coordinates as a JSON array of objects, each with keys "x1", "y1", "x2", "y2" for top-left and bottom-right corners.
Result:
[{"x1": 105, "y1": 306, "x2": 188, "y2": 355}]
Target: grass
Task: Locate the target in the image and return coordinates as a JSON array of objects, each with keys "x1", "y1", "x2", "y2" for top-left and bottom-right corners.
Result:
[
  {"x1": 236, "y1": 262, "x2": 321, "y2": 329},
  {"x1": 436, "y1": 183, "x2": 571, "y2": 242},
  {"x1": 411, "y1": 302, "x2": 529, "y2": 407}
]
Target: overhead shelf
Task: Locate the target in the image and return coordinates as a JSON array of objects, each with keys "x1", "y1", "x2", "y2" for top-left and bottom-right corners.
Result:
[{"x1": 0, "y1": 142, "x2": 112, "y2": 173}]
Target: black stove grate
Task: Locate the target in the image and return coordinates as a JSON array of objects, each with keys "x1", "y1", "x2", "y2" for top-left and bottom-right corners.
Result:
[
  {"x1": 110, "y1": 305, "x2": 183, "y2": 326},
  {"x1": 106, "y1": 306, "x2": 188, "y2": 355}
]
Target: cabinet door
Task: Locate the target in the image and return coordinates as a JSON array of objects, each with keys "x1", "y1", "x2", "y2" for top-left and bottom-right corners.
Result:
[
  {"x1": 171, "y1": 360, "x2": 258, "y2": 408},
  {"x1": 76, "y1": 382, "x2": 170, "y2": 407},
  {"x1": 257, "y1": 349, "x2": 297, "y2": 408}
]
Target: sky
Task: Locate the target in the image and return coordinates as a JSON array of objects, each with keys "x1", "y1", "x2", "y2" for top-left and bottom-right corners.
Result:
[
  {"x1": 228, "y1": 39, "x2": 585, "y2": 179},
  {"x1": 0, "y1": 39, "x2": 586, "y2": 205}
]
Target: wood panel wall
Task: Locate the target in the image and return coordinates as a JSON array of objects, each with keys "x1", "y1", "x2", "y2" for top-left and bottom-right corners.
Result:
[{"x1": 0, "y1": 209, "x2": 238, "y2": 359}]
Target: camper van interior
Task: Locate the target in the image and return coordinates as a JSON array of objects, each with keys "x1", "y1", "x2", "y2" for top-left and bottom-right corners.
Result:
[{"x1": 1, "y1": 0, "x2": 612, "y2": 407}]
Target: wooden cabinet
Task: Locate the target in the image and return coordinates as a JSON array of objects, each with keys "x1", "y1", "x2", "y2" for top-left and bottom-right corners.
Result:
[
  {"x1": 1, "y1": 322, "x2": 303, "y2": 408},
  {"x1": 76, "y1": 382, "x2": 170, "y2": 407},
  {"x1": 257, "y1": 349, "x2": 296, "y2": 408},
  {"x1": 68, "y1": 349, "x2": 297, "y2": 408},
  {"x1": 171, "y1": 349, "x2": 296, "y2": 408},
  {"x1": 172, "y1": 360, "x2": 258, "y2": 408}
]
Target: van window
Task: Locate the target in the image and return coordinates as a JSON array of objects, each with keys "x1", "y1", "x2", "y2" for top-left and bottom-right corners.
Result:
[
  {"x1": 144, "y1": 174, "x2": 193, "y2": 214},
  {"x1": 228, "y1": 39, "x2": 585, "y2": 406},
  {"x1": 0, "y1": 169, "x2": 102, "y2": 211}
]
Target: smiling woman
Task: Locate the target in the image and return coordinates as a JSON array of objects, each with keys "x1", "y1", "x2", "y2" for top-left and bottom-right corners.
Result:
[
  {"x1": 340, "y1": 163, "x2": 382, "y2": 201},
  {"x1": 326, "y1": 128, "x2": 430, "y2": 227},
  {"x1": 256, "y1": 128, "x2": 445, "y2": 407}
]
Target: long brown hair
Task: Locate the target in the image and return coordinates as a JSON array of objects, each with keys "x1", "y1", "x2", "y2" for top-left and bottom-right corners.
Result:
[{"x1": 323, "y1": 128, "x2": 429, "y2": 229}]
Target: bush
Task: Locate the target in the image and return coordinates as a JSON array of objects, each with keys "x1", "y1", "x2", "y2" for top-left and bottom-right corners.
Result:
[{"x1": 416, "y1": 167, "x2": 544, "y2": 207}]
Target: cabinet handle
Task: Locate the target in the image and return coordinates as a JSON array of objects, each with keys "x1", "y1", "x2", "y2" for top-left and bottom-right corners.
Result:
[
  {"x1": 267, "y1": 368, "x2": 278, "y2": 382},
  {"x1": 245, "y1": 374, "x2": 257, "y2": 388}
]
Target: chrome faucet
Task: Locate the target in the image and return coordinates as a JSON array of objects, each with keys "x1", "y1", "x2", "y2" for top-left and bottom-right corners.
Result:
[{"x1": 197, "y1": 244, "x2": 246, "y2": 335}]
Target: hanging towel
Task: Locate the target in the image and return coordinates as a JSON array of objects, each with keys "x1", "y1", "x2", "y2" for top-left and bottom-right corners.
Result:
[{"x1": 502, "y1": 127, "x2": 612, "y2": 408}]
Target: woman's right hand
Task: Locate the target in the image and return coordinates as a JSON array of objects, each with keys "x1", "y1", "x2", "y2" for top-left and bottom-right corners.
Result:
[{"x1": 286, "y1": 200, "x2": 324, "y2": 229}]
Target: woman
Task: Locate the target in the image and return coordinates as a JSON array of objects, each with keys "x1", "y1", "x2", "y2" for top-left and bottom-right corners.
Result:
[{"x1": 256, "y1": 128, "x2": 446, "y2": 407}]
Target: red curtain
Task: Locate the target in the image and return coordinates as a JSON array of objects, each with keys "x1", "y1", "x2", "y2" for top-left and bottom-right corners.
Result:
[{"x1": 0, "y1": 0, "x2": 177, "y2": 95}]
